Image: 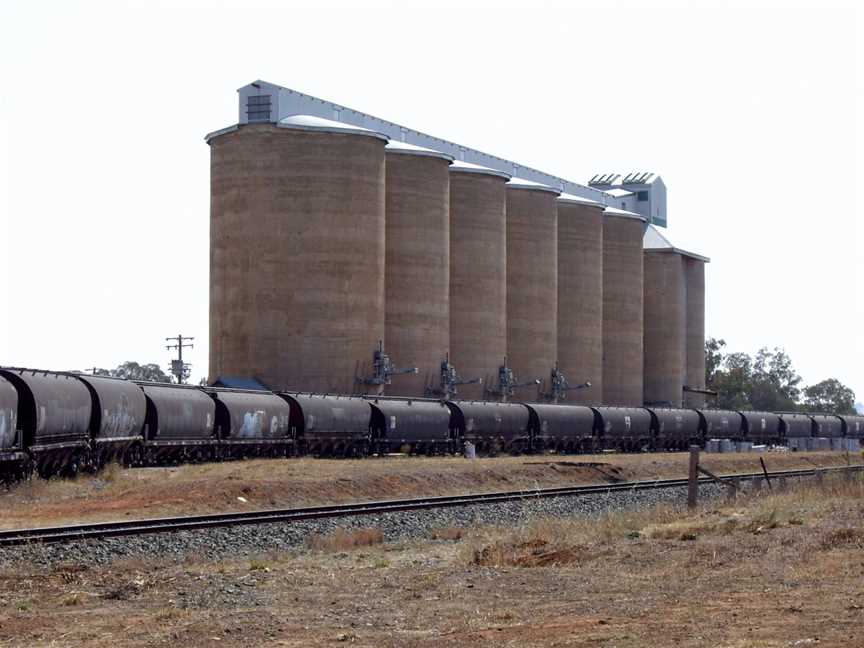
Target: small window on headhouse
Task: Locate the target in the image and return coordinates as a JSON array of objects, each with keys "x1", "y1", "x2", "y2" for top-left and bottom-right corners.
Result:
[
  {"x1": 637, "y1": 191, "x2": 649, "y2": 201},
  {"x1": 246, "y1": 94, "x2": 272, "y2": 122}
]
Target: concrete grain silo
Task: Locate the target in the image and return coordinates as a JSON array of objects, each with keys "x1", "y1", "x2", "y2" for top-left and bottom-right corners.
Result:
[
  {"x1": 506, "y1": 179, "x2": 560, "y2": 397},
  {"x1": 448, "y1": 160, "x2": 511, "y2": 400},
  {"x1": 684, "y1": 257, "x2": 707, "y2": 407},
  {"x1": 643, "y1": 250, "x2": 686, "y2": 407},
  {"x1": 384, "y1": 141, "x2": 453, "y2": 396},
  {"x1": 602, "y1": 207, "x2": 646, "y2": 406},
  {"x1": 207, "y1": 115, "x2": 387, "y2": 393},
  {"x1": 556, "y1": 194, "x2": 605, "y2": 404},
  {"x1": 642, "y1": 225, "x2": 710, "y2": 408}
]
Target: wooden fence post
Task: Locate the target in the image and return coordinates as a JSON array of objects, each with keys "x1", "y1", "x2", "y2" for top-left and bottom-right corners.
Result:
[{"x1": 688, "y1": 445, "x2": 700, "y2": 510}]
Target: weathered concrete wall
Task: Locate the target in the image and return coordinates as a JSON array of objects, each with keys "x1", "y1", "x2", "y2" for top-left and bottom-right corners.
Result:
[
  {"x1": 384, "y1": 152, "x2": 451, "y2": 396},
  {"x1": 643, "y1": 251, "x2": 686, "y2": 407},
  {"x1": 602, "y1": 214, "x2": 644, "y2": 406},
  {"x1": 506, "y1": 187, "x2": 558, "y2": 398},
  {"x1": 449, "y1": 171, "x2": 508, "y2": 399},
  {"x1": 557, "y1": 201, "x2": 604, "y2": 404},
  {"x1": 684, "y1": 258, "x2": 706, "y2": 408},
  {"x1": 209, "y1": 123, "x2": 385, "y2": 393}
]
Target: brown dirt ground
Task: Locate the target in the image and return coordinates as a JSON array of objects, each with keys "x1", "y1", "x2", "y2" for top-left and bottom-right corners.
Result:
[
  {"x1": 2, "y1": 474, "x2": 864, "y2": 647},
  {"x1": 1, "y1": 451, "x2": 859, "y2": 529}
]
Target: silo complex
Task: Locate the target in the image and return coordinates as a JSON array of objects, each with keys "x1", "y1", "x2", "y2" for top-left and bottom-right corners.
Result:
[
  {"x1": 384, "y1": 141, "x2": 453, "y2": 396},
  {"x1": 208, "y1": 116, "x2": 387, "y2": 393},
  {"x1": 643, "y1": 251, "x2": 686, "y2": 406},
  {"x1": 684, "y1": 258, "x2": 706, "y2": 407},
  {"x1": 505, "y1": 180, "x2": 560, "y2": 394},
  {"x1": 448, "y1": 161, "x2": 511, "y2": 399},
  {"x1": 556, "y1": 195, "x2": 604, "y2": 404},
  {"x1": 602, "y1": 209, "x2": 646, "y2": 406},
  {"x1": 206, "y1": 81, "x2": 711, "y2": 405}
]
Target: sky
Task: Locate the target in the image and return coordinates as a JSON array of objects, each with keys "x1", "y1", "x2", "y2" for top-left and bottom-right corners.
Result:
[{"x1": 0, "y1": 0, "x2": 861, "y2": 400}]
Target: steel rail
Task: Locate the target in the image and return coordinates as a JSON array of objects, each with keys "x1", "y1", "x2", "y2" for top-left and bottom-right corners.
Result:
[{"x1": 0, "y1": 465, "x2": 860, "y2": 547}]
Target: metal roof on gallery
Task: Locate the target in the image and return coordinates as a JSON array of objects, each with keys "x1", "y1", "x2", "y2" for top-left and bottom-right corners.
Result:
[
  {"x1": 385, "y1": 140, "x2": 455, "y2": 161},
  {"x1": 557, "y1": 192, "x2": 604, "y2": 207},
  {"x1": 205, "y1": 114, "x2": 390, "y2": 143},
  {"x1": 643, "y1": 225, "x2": 710, "y2": 262},
  {"x1": 506, "y1": 177, "x2": 561, "y2": 194},
  {"x1": 224, "y1": 79, "x2": 614, "y2": 204}
]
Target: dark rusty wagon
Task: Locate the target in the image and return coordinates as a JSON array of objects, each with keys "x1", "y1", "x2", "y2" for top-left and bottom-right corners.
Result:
[
  {"x1": 524, "y1": 403, "x2": 596, "y2": 453},
  {"x1": 838, "y1": 414, "x2": 864, "y2": 441},
  {"x1": 808, "y1": 414, "x2": 843, "y2": 439},
  {"x1": 368, "y1": 398, "x2": 453, "y2": 455},
  {"x1": 445, "y1": 400, "x2": 531, "y2": 454},
  {"x1": 207, "y1": 387, "x2": 294, "y2": 458},
  {"x1": 280, "y1": 393, "x2": 372, "y2": 457},
  {"x1": 695, "y1": 409, "x2": 744, "y2": 441},
  {"x1": 74, "y1": 374, "x2": 146, "y2": 467},
  {"x1": 645, "y1": 408, "x2": 702, "y2": 450},
  {"x1": 779, "y1": 412, "x2": 813, "y2": 442},
  {"x1": 591, "y1": 407, "x2": 653, "y2": 451},
  {"x1": 136, "y1": 382, "x2": 217, "y2": 464},
  {"x1": 0, "y1": 374, "x2": 25, "y2": 479},
  {"x1": 0, "y1": 368, "x2": 91, "y2": 476},
  {"x1": 738, "y1": 411, "x2": 781, "y2": 445}
]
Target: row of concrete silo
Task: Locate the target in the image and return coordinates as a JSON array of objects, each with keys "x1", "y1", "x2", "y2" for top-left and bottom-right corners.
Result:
[
  {"x1": 208, "y1": 116, "x2": 705, "y2": 406},
  {"x1": 642, "y1": 228, "x2": 708, "y2": 408}
]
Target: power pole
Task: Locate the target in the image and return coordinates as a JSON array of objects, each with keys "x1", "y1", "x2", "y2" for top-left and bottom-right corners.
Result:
[{"x1": 166, "y1": 334, "x2": 194, "y2": 384}]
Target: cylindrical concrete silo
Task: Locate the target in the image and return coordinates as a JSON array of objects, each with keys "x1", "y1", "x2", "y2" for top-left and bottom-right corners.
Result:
[
  {"x1": 557, "y1": 194, "x2": 605, "y2": 405},
  {"x1": 208, "y1": 115, "x2": 387, "y2": 393},
  {"x1": 449, "y1": 160, "x2": 511, "y2": 400},
  {"x1": 602, "y1": 208, "x2": 646, "y2": 406},
  {"x1": 684, "y1": 257, "x2": 707, "y2": 408},
  {"x1": 384, "y1": 141, "x2": 453, "y2": 397},
  {"x1": 643, "y1": 250, "x2": 686, "y2": 407},
  {"x1": 506, "y1": 179, "x2": 560, "y2": 397}
]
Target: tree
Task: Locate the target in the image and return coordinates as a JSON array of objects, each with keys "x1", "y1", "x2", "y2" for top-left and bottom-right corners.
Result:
[
  {"x1": 109, "y1": 361, "x2": 173, "y2": 383},
  {"x1": 803, "y1": 379, "x2": 856, "y2": 415},
  {"x1": 704, "y1": 337, "x2": 726, "y2": 392},
  {"x1": 749, "y1": 347, "x2": 801, "y2": 411},
  {"x1": 713, "y1": 351, "x2": 753, "y2": 410}
]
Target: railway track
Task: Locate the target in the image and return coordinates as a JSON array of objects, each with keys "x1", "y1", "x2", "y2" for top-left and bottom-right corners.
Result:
[{"x1": 1, "y1": 465, "x2": 860, "y2": 547}]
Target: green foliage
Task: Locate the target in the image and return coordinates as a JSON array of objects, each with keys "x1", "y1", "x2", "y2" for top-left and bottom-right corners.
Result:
[
  {"x1": 704, "y1": 338, "x2": 853, "y2": 413},
  {"x1": 109, "y1": 361, "x2": 173, "y2": 383},
  {"x1": 803, "y1": 379, "x2": 856, "y2": 415},
  {"x1": 750, "y1": 347, "x2": 801, "y2": 411}
]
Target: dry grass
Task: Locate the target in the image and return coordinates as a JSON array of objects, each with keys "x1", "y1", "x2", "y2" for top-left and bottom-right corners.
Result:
[
  {"x1": 5, "y1": 473, "x2": 864, "y2": 647},
  {"x1": 306, "y1": 527, "x2": 384, "y2": 552},
  {"x1": 1, "y1": 450, "x2": 856, "y2": 530},
  {"x1": 464, "y1": 473, "x2": 864, "y2": 569},
  {"x1": 431, "y1": 526, "x2": 465, "y2": 541}
]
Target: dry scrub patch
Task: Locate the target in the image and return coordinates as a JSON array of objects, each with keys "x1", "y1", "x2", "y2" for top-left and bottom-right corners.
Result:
[
  {"x1": 307, "y1": 527, "x2": 385, "y2": 552},
  {"x1": 3, "y1": 475, "x2": 864, "y2": 646},
  {"x1": 1, "y1": 451, "x2": 856, "y2": 529}
]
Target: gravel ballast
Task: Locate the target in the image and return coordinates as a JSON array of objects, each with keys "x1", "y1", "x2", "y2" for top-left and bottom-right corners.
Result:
[{"x1": 0, "y1": 481, "x2": 748, "y2": 569}]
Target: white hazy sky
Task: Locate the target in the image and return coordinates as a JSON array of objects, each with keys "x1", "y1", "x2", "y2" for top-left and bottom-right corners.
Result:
[{"x1": 0, "y1": 0, "x2": 861, "y2": 399}]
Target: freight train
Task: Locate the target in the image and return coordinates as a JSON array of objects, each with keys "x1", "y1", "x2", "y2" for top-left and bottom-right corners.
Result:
[{"x1": 1, "y1": 367, "x2": 862, "y2": 481}]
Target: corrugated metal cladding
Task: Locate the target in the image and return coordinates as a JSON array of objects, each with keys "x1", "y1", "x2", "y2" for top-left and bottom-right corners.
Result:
[
  {"x1": 643, "y1": 251, "x2": 686, "y2": 407},
  {"x1": 506, "y1": 182, "x2": 559, "y2": 394},
  {"x1": 384, "y1": 145, "x2": 452, "y2": 397},
  {"x1": 448, "y1": 166, "x2": 509, "y2": 399},
  {"x1": 208, "y1": 121, "x2": 386, "y2": 393},
  {"x1": 557, "y1": 198, "x2": 604, "y2": 404},
  {"x1": 602, "y1": 214, "x2": 645, "y2": 406}
]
